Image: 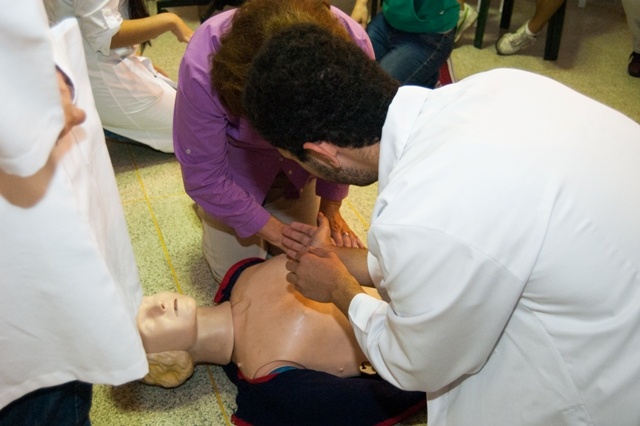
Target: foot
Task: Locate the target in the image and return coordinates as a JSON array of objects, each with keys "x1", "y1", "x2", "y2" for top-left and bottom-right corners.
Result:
[
  {"x1": 495, "y1": 21, "x2": 537, "y2": 55},
  {"x1": 628, "y1": 52, "x2": 640, "y2": 78},
  {"x1": 455, "y1": 3, "x2": 478, "y2": 42}
]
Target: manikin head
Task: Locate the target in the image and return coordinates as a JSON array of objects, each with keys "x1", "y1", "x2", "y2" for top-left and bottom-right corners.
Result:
[{"x1": 137, "y1": 292, "x2": 198, "y2": 388}]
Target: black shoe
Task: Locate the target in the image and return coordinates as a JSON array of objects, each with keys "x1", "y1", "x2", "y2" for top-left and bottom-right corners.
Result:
[{"x1": 629, "y1": 52, "x2": 640, "y2": 78}]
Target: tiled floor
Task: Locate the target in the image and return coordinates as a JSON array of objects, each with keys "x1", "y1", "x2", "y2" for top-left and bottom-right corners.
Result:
[{"x1": 91, "y1": 0, "x2": 638, "y2": 424}]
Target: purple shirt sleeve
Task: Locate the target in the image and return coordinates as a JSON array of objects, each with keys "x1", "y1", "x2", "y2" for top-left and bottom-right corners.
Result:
[{"x1": 173, "y1": 8, "x2": 374, "y2": 238}]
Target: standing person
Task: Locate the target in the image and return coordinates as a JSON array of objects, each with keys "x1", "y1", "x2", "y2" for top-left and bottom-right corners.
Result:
[
  {"x1": 243, "y1": 23, "x2": 640, "y2": 425},
  {"x1": 44, "y1": 0, "x2": 194, "y2": 153},
  {"x1": 0, "y1": 4, "x2": 147, "y2": 423},
  {"x1": 173, "y1": 0, "x2": 371, "y2": 283},
  {"x1": 365, "y1": 0, "x2": 458, "y2": 87},
  {"x1": 622, "y1": 0, "x2": 640, "y2": 77}
]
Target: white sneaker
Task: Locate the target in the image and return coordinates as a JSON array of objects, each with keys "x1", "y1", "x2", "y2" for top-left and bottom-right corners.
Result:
[
  {"x1": 455, "y1": 3, "x2": 478, "y2": 42},
  {"x1": 495, "y1": 21, "x2": 537, "y2": 55}
]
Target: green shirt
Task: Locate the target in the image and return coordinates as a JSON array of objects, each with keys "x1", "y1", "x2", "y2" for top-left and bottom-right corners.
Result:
[{"x1": 382, "y1": 0, "x2": 459, "y2": 33}]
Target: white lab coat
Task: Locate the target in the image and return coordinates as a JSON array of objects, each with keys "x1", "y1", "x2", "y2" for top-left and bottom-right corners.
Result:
[
  {"x1": 349, "y1": 70, "x2": 640, "y2": 425},
  {"x1": 0, "y1": 6, "x2": 147, "y2": 409}
]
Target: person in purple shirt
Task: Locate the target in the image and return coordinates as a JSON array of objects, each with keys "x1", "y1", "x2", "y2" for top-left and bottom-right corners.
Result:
[{"x1": 174, "y1": 0, "x2": 374, "y2": 283}]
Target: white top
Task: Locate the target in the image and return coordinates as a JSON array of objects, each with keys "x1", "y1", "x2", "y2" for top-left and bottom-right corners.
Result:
[
  {"x1": 349, "y1": 69, "x2": 640, "y2": 425},
  {"x1": 0, "y1": 10, "x2": 148, "y2": 409},
  {"x1": 44, "y1": 0, "x2": 176, "y2": 153}
]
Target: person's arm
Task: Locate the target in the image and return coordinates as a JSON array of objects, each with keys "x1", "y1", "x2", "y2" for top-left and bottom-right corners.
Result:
[
  {"x1": 285, "y1": 246, "x2": 366, "y2": 317},
  {"x1": 0, "y1": 2, "x2": 63, "y2": 177},
  {"x1": 173, "y1": 25, "x2": 274, "y2": 241},
  {"x1": 283, "y1": 213, "x2": 373, "y2": 286},
  {"x1": 110, "y1": 13, "x2": 193, "y2": 48},
  {"x1": 350, "y1": 0, "x2": 369, "y2": 29},
  {"x1": 319, "y1": 199, "x2": 365, "y2": 248}
]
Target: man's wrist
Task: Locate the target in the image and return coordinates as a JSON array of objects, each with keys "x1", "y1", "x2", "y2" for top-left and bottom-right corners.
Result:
[{"x1": 332, "y1": 279, "x2": 365, "y2": 317}]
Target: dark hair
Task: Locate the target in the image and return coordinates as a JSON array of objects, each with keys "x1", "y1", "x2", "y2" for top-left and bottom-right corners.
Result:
[
  {"x1": 210, "y1": 0, "x2": 350, "y2": 118},
  {"x1": 243, "y1": 23, "x2": 399, "y2": 160},
  {"x1": 127, "y1": 0, "x2": 151, "y2": 52}
]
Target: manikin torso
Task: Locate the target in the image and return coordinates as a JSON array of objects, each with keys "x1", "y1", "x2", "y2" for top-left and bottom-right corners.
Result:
[{"x1": 229, "y1": 255, "x2": 375, "y2": 379}]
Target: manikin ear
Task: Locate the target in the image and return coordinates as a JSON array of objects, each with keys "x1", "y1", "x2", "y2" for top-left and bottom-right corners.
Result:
[{"x1": 302, "y1": 142, "x2": 341, "y2": 168}]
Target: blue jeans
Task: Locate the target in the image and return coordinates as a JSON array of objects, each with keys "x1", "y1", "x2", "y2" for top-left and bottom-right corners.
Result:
[
  {"x1": 367, "y1": 13, "x2": 455, "y2": 88},
  {"x1": 0, "y1": 381, "x2": 92, "y2": 426}
]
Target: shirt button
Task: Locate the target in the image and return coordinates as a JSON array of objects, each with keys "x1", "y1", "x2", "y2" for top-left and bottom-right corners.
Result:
[
  {"x1": 288, "y1": 170, "x2": 293, "y2": 175},
  {"x1": 186, "y1": 149, "x2": 191, "y2": 154}
]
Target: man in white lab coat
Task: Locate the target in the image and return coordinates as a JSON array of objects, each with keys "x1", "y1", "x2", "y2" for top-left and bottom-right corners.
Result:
[{"x1": 243, "y1": 23, "x2": 640, "y2": 426}]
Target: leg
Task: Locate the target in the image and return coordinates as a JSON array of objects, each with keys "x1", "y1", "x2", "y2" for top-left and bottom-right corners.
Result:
[
  {"x1": 366, "y1": 13, "x2": 393, "y2": 61},
  {"x1": 198, "y1": 205, "x2": 268, "y2": 284},
  {"x1": 528, "y1": 0, "x2": 566, "y2": 33},
  {"x1": 94, "y1": 56, "x2": 176, "y2": 153},
  {"x1": 621, "y1": 0, "x2": 640, "y2": 76},
  {"x1": 377, "y1": 30, "x2": 455, "y2": 88},
  {"x1": 622, "y1": 0, "x2": 640, "y2": 53},
  {"x1": 0, "y1": 381, "x2": 92, "y2": 426}
]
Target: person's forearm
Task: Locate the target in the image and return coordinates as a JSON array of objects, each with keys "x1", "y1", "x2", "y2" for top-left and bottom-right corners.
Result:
[
  {"x1": 256, "y1": 215, "x2": 286, "y2": 250},
  {"x1": 110, "y1": 13, "x2": 181, "y2": 48},
  {"x1": 334, "y1": 247, "x2": 374, "y2": 287},
  {"x1": 332, "y1": 275, "x2": 366, "y2": 317}
]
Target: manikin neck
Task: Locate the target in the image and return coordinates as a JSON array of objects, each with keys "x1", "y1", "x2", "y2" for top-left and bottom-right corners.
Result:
[{"x1": 189, "y1": 302, "x2": 234, "y2": 365}]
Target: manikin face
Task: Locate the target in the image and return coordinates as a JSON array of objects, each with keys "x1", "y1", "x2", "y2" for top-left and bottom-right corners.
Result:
[{"x1": 137, "y1": 292, "x2": 198, "y2": 354}]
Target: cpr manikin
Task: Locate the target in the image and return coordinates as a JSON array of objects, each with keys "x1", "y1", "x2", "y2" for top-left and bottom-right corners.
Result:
[
  {"x1": 136, "y1": 255, "x2": 426, "y2": 425},
  {"x1": 137, "y1": 254, "x2": 372, "y2": 385}
]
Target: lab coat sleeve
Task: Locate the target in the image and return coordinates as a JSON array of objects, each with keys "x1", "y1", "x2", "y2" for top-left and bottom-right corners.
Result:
[
  {"x1": 0, "y1": 2, "x2": 63, "y2": 177},
  {"x1": 350, "y1": 225, "x2": 525, "y2": 393}
]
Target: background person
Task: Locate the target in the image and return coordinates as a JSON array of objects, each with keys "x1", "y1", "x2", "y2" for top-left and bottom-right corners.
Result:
[
  {"x1": 0, "y1": 6, "x2": 147, "y2": 423},
  {"x1": 243, "y1": 23, "x2": 640, "y2": 426},
  {"x1": 173, "y1": 0, "x2": 371, "y2": 283},
  {"x1": 44, "y1": 0, "x2": 194, "y2": 152},
  {"x1": 365, "y1": 0, "x2": 458, "y2": 87}
]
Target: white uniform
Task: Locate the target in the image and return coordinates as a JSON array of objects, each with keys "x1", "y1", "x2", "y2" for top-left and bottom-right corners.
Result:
[
  {"x1": 0, "y1": 6, "x2": 147, "y2": 409},
  {"x1": 349, "y1": 69, "x2": 640, "y2": 425},
  {"x1": 45, "y1": 0, "x2": 176, "y2": 153}
]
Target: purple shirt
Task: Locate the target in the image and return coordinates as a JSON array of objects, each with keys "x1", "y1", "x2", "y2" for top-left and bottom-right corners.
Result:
[{"x1": 174, "y1": 7, "x2": 374, "y2": 238}]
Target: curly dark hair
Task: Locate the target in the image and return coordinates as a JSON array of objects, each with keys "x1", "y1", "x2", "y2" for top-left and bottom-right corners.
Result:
[
  {"x1": 243, "y1": 23, "x2": 399, "y2": 160},
  {"x1": 211, "y1": 0, "x2": 350, "y2": 118}
]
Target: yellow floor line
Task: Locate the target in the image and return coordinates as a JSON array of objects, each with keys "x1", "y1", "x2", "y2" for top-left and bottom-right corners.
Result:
[
  {"x1": 206, "y1": 366, "x2": 232, "y2": 426},
  {"x1": 129, "y1": 147, "x2": 231, "y2": 424},
  {"x1": 344, "y1": 198, "x2": 371, "y2": 229},
  {"x1": 129, "y1": 146, "x2": 183, "y2": 295}
]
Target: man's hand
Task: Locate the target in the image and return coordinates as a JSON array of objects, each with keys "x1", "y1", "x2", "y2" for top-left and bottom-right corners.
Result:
[
  {"x1": 282, "y1": 212, "x2": 332, "y2": 259},
  {"x1": 286, "y1": 246, "x2": 365, "y2": 315}
]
